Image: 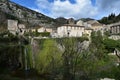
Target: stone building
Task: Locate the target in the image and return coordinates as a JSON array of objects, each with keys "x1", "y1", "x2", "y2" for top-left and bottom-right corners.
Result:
[
  {"x1": 76, "y1": 20, "x2": 104, "y2": 32},
  {"x1": 84, "y1": 27, "x2": 93, "y2": 38},
  {"x1": 8, "y1": 20, "x2": 18, "y2": 35},
  {"x1": 108, "y1": 22, "x2": 120, "y2": 34},
  {"x1": 87, "y1": 20, "x2": 104, "y2": 31},
  {"x1": 37, "y1": 27, "x2": 53, "y2": 33},
  {"x1": 76, "y1": 20, "x2": 84, "y2": 26},
  {"x1": 7, "y1": 19, "x2": 26, "y2": 35},
  {"x1": 57, "y1": 24, "x2": 85, "y2": 37},
  {"x1": 18, "y1": 24, "x2": 26, "y2": 35}
]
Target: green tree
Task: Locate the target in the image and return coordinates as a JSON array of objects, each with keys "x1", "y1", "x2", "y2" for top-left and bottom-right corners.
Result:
[
  {"x1": 35, "y1": 39, "x2": 62, "y2": 77},
  {"x1": 57, "y1": 37, "x2": 88, "y2": 80}
]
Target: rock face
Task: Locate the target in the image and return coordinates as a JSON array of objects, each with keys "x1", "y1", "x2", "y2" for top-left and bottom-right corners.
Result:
[
  {"x1": 0, "y1": 0, "x2": 57, "y2": 28},
  {"x1": 55, "y1": 17, "x2": 68, "y2": 25}
]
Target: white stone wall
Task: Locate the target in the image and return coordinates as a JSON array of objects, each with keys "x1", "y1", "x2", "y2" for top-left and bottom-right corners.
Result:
[
  {"x1": 38, "y1": 27, "x2": 45, "y2": 33},
  {"x1": 57, "y1": 26, "x2": 84, "y2": 37},
  {"x1": 37, "y1": 27, "x2": 53, "y2": 33},
  {"x1": 76, "y1": 20, "x2": 84, "y2": 26},
  {"x1": 8, "y1": 20, "x2": 26, "y2": 35},
  {"x1": 109, "y1": 35, "x2": 120, "y2": 40},
  {"x1": 18, "y1": 24, "x2": 26, "y2": 35},
  {"x1": 8, "y1": 20, "x2": 18, "y2": 35},
  {"x1": 84, "y1": 29, "x2": 92, "y2": 36}
]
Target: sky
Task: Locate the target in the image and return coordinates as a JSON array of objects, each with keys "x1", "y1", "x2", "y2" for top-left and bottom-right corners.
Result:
[{"x1": 10, "y1": 0, "x2": 120, "y2": 20}]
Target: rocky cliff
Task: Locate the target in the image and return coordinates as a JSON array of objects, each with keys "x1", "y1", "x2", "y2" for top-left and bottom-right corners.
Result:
[{"x1": 0, "y1": 0, "x2": 57, "y2": 28}]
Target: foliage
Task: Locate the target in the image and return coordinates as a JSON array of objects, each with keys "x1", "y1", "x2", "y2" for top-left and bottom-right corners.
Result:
[
  {"x1": 86, "y1": 31, "x2": 120, "y2": 79},
  {"x1": 35, "y1": 39, "x2": 62, "y2": 75},
  {"x1": 0, "y1": 31, "x2": 29, "y2": 71},
  {"x1": 103, "y1": 38, "x2": 120, "y2": 52},
  {"x1": 0, "y1": 31, "x2": 19, "y2": 43},
  {"x1": 26, "y1": 45, "x2": 33, "y2": 68},
  {"x1": 37, "y1": 32, "x2": 50, "y2": 37},
  {"x1": 30, "y1": 35, "x2": 119, "y2": 80},
  {"x1": 25, "y1": 31, "x2": 50, "y2": 37},
  {"x1": 104, "y1": 31, "x2": 111, "y2": 37},
  {"x1": 0, "y1": 35, "x2": 22, "y2": 71},
  {"x1": 79, "y1": 18, "x2": 94, "y2": 22},
  {"x1": 0, "y1": 30, "x2": 120, "y2": 80},
  {"x1": 57, "y1": 37, "x2": 82, "y2": 80},
  {"x1": 76, "y1": 37, "x2": 89, "y2": 42},
  {"x1": 98, "y1": 13, "x2": 120, "y2": 24}
]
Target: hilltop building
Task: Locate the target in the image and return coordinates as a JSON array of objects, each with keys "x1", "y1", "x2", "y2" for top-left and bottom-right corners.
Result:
[
  {"x1": 7, "y1": 19, "x2": 26, "y2": 35},
  {"x1": 76, "y1": 20, "x2": 84, "y2": 26},
  {"x1": 57, "y1": 24, "x2": 84, "y2": 37},
  {"x1": 87, "y1": 20, "x2": 104, "y2": 31},
  {"x1": 57, "y1": 19, "x2": 85, "y2": 37},
  {"x1": 7, "y1": 19, "x2": 108, "y2": 38},
  {"x1": 8, "y1": 20, "x2": 18, "y2": 35},
  {"x1": 37, "y1": 27, "x2": 53, "y2": 33},
  {"x1": 108, "y1": 22, "x2": 120, "y2": 34},
  {"x1": 18, "y1": 24, "x2": 26, "y2": 35},
  {"x1": 56, "y1": 20, "x2": 106, "y2": 38}
]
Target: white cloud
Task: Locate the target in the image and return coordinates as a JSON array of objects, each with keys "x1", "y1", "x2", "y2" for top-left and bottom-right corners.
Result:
[
  {"x1": 35, "y1": 0, "x2": 98, "y2": 19},
  {"x1": 35, "y1": 0, "x2": 120, "y2": 19},
  {"x1": 97, "y1": 0, "x2": 120, "y2": 14}
]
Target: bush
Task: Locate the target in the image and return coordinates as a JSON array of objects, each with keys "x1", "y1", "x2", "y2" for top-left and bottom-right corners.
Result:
[
  {"x1": 39, "y1": 32, "x2": 50, "y2": 37},
  {"x1": 25, "y1": 31, "x2": 50, "y2": 37}
]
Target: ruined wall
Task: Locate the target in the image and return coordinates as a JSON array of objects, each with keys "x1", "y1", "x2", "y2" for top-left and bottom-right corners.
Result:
[{"x1": 7, "y1": 20, "x2": 18, "y2": 35}]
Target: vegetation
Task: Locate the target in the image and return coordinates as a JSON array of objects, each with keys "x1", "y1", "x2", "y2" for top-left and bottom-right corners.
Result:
[
  {"x1": 25, "y1": 30, "x2": 50, "y2": 37},
  {"x1": 98, "y1": 13, "x2": 120, "y2": 24},
  {"x1": 0, "y1": 32, "x2": 20, "y2": 72},
  {"x1": 79, "y1": 18, "x2": 94, "y2": 22},
  {"x1": 104, "y1": 31, "x2": 111, "y2": 37},
  {"x1": 0, "y1": 11, "x2": 7, "y2": 30},
  {"x1": 30, "y1": 33, "x2": 119, "y2": 80},
  {"x1": 103, "y1": 38, "x2": 120, "y2": 52},
  {"x1": 0, "y1": 31, "x2": 120, "y2": 80},
  {"x1": 37, "y1": 32, "x2": 50, "y2": 37},
  {"x1": 35, "y1": 39, "x2": 62, "y2": 77}
]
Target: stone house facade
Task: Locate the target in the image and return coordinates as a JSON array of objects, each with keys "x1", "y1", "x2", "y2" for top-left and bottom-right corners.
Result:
[
  {"x1": 57, "y1": 24, "x2": 84, "y2": 37},
  {"x1": 87, "y1": 20, "x2": 104, "y2": 31},
  {"x1": 8, "y1": 20, "x2": 18, "y2": 35},
  {"x1": 37, "y1": 27, "x2": 53, "y2": 33},
  {"x1": 108, "y1": 22, "x2": 120, "y2": 34},
  {"x1": 7, "y1": 19, "x2": 26, "y2": 35}
]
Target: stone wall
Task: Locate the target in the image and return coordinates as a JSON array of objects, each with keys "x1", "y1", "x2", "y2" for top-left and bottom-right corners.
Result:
[
  {"x1": 8, "y1": 20, "x2": 18, "y2": 35},
  {"x1": 108, "y1": 22, "x2": 120, "y2": 34},
  {"x1": 57, "y1": 25, "x2": 84, "y2": 37},
  {"x1": 7, "y1": 19, "x2": 26, "y2": 35},
  {"x1": 109, "y1": 35, "x2": 120, "y2": 40}
]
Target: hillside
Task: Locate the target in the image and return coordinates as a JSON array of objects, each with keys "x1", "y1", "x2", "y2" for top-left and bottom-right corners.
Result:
[
  {"x1": 55, "y1": 17, "x2": 68, "y2": 26},
  {"x1": 0, "y1": 0, "x2": 57, "y2": 28},
  {"x1": 98, "y1": 13, "x2": 120, "y2": 24},
  {"x1": 78, "y1": 18, "x2": 95, "y2": 22}
]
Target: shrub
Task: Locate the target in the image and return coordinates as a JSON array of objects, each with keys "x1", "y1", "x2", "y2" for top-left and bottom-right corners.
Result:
[{"x1": 38, "y1": 32, "x2": 50, "y2": 37}]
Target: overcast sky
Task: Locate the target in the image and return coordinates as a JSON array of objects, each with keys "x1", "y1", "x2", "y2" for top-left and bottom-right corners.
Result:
[{"x1": 10, "y1": 0, "x2": 120, "y2": 20}]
